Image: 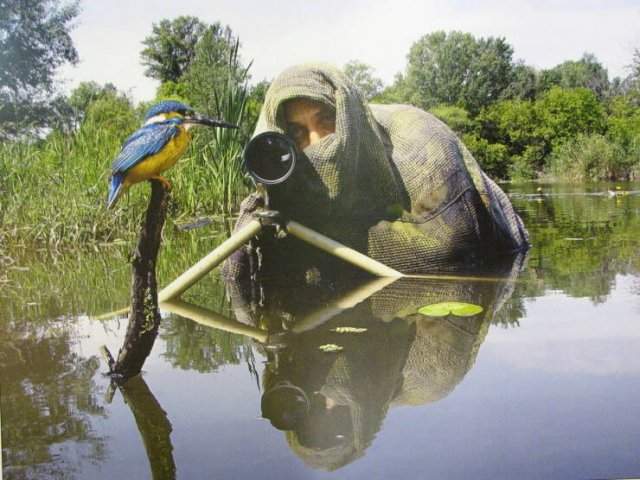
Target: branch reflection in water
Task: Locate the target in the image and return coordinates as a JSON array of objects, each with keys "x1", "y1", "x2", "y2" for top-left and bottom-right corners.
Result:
[{"x1": 116, "y1": 375, "x2": 176, "y2": 480}]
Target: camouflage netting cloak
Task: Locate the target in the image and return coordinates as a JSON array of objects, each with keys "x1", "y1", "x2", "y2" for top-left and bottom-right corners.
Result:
[{"x1": 224, "y1": 64, "x2": 528, "y2": 279}]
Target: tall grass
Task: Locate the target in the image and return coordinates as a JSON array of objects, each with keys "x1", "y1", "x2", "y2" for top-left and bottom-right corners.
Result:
[
  {"x1": 548, "y1": 133, "x2": 640, "y2": 182},
  {"x1": 0, "y1": 119, "x2": 139, "y2": 251}
]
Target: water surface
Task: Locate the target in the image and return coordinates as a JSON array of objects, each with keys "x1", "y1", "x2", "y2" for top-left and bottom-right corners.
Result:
[{"x1": 2, "y1": 183, "x2": 640, "y2": 479}]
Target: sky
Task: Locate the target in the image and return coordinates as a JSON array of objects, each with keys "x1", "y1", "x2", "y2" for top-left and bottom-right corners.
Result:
[{"x1": 58, "y1": 0, "x2": 640, "y2": 103}]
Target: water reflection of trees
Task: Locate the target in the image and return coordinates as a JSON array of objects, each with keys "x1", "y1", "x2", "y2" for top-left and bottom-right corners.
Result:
[
  {"x1": 160, "y1": 316, "x2": 254, "y2": 373},
  {"x1": 512, "y1": 189, "x2": 640, "y2": 301},
  {"x1": 1, "y1": 321, "x2": 107, "y2": 479}
]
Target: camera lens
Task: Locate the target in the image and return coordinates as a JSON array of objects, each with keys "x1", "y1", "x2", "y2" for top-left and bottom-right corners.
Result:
[{"x1": 244, "y1": 132, "x2": 297, "y2": 185}]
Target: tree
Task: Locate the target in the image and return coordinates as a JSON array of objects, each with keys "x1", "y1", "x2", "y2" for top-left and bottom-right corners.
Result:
[
  {"x1": 0, "y1": 0, "x2": 79, "y2": 138},
  {"x1": 625, "y1": 48, "x2": 640, "y2": 103},
  {"x1": 181, "y1": 23, "x2": 247, "y2": 115},
  {"x1": 140, "y1": 16, "x2": 207, "y2": 83},
  {"x1": 373, "y1": 73, "x2": 410, "y2": 104},
  {"x1": 543, "y1": 53, "x2": 609, "y2": 98},
  {"x1": 404, "y1": 31, "x2": 514, "y2": 113},
  {"x1": 606, "y1": 95, "x2": 640, "y2": 149},
  {"x1": 501, "y1": 62, "x2": 540, "y2": 101},
  {"x1": 343, "y1": 60, "x2": 384, "y2": 100},
  {"x1": 66, "y1": 81, "x2": 118, "y2": 128},
  {"x1": 536, "y1": 86, "x2": 605, "y2": 146},
  {"x1": 82, "y1": 89, "x2": 138, "y2": 137},
  {"x1": 428, "y1": 104, "x2": 473, "y2": 134}
]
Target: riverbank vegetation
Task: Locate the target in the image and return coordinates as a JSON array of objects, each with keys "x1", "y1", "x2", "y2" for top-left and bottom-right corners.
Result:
[{"x1": 1, "y1": 4, "x2": 640, "y2": 251}]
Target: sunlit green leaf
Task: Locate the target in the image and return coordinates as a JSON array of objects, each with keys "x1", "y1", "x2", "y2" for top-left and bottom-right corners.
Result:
[
  {"x1": 331, "y1": 327, "x2": 367, "y2": 333},
  {"x1": 418, "y1": 302, "x2": 484, "y2": 317},
  {"x1": 318, "y1": 344, "x2": 343, "y2": 352}
]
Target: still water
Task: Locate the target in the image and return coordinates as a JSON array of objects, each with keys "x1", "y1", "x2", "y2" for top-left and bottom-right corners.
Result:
[{"x1": 2, "y1": 183, "x2": 640, "y2": 479}]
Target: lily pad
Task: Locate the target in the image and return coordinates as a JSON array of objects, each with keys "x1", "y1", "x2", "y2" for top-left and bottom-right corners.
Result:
[
  {"x1": 331, "y1": 327, "x2": 367, "y2": 334},
  {"x1": 418, "y1": 302, "x2": 483, "y2": 317},
  {"x1": 318, "y1": 344, "x2": 344, "y2": 353}
]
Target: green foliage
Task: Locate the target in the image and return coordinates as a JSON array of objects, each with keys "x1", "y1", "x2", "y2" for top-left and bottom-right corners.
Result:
[
  {"x1": 542, "y1": 53, "x2": 610, "y2": 98},
  {"x1": 509, "y1": 145, "x2": 544, "y2": 180},
  {"x1": 536, "y1": 87, "x2": 606, "y2": 146},
  {"x1": 549, "y1": 134, "x2": 637, "y2": 181},
  {"x1": 66, "y1": 81, "x2": 119, "y2": 128},
  {"x1": 405, "y1": 31, "x2": 513, "y2": 113},
  {"x1": 429, "y1": 104, "x2": 473, "y2": 134},
  {"x1": 627, "y1": 49, "x2": 640, "y2": 97},
  {"x1": 462, "y1": 133, "x2": 510, "y2": 179},
  {"x1": 140, "y1": 16, "x2": 207, "y2": 83},
  {"x1": 475, "y1": 87, "x2": 607, "y2": 177},
  {"x1": 343, "y1": 60, "x2": 384, "y2": 100},
  {"x1": 155, "y1": 80, "x2": 189, "y2": 102},
  {"x1": 476, "y1": 99, "x2": 543, "y2": 161},
  {"x1": 70, "y1": 85, "x2": 137, "y2": 139},
  {"x1": 243, "y1": 80, "x2": 270, "y2": 138},
  {"x1": 373, "y1": 73, "x2": 410, "y2": 104},
  {"x1": 177, "y1": 34, "x2": 252, "y2": 215},
  {"x1": 0, "y1": 0, "x2": 79, "y2": 138},
  {"x1": 606, "y1": 95, "x2": 640, "y2": 149},
  {"x1": 181, "y1": 23, "x2": 245, "y2": 112},
  {"x1": 500, "y1": 62, "x2": 540, "y2": 101}
]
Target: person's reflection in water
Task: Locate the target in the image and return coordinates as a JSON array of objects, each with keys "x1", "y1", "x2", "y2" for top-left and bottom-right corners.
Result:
[
  {"x1": 261, "y1": 310, "x2": 412, "y2": 470},
  {"x1": 228, "y1": 255, "x2": 525, "y2": 471}
]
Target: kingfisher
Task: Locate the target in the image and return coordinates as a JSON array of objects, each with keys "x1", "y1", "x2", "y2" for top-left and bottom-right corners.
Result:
[{"x1": 106, "y1": 100, "x2": 237, "y2": 209}]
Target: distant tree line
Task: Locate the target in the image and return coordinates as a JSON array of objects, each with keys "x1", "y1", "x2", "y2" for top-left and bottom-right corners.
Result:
[{"x1": 349, "y1": 31, "x2": 640, "y2": 181}]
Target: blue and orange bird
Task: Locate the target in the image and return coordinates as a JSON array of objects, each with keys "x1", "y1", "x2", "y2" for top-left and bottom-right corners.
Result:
[{"x1": 106, "y1": 100, "x2": 237, "y2": 209}]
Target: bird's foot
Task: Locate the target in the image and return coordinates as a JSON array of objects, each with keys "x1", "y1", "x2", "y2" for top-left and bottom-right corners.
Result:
[{"x1": 151, "y1": 176, "x2": 172, "y2": 192}]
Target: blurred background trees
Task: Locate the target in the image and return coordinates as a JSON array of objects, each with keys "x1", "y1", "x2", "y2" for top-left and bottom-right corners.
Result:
[{"x1": 0, "y1": 0, "x2": 79, "y2": 139}]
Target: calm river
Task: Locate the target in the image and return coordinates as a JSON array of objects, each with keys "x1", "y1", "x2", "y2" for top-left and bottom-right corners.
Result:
[{"x1": 2, "y1": 183, "x2": 640, "y2": 479}]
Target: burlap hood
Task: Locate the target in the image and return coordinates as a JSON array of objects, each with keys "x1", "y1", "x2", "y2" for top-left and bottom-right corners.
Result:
[{"x1": 254, "y1": 63, "x2": 405, "y2": 224}]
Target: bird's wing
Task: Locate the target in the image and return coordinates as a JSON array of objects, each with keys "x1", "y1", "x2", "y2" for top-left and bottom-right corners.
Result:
[
  {"x1": 120, "y1": 124, "x2": 154, "y2": 148},
  {"x1": 111, "y1": 123, "x2": 180, "y2": 174}
]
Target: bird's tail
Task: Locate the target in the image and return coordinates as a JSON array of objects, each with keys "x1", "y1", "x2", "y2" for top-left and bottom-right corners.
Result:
[{"x1": 107, "y1": 174, "x2": 125, "y2": 209}]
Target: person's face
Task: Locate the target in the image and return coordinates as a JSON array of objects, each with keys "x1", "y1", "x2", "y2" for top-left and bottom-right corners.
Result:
[{"x1": 284, "y1": 98, "x2": 336, "y2": 150}]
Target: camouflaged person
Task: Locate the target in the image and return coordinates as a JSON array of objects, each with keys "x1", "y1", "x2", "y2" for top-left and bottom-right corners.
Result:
[{"x1": 223, "y1": 63, "x2": 528, "y2": 281}]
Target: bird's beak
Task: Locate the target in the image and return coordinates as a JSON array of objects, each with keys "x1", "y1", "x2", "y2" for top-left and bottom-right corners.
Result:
[{"x1": 185, "y1": 113, "x2": 238, "y2": 129}]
